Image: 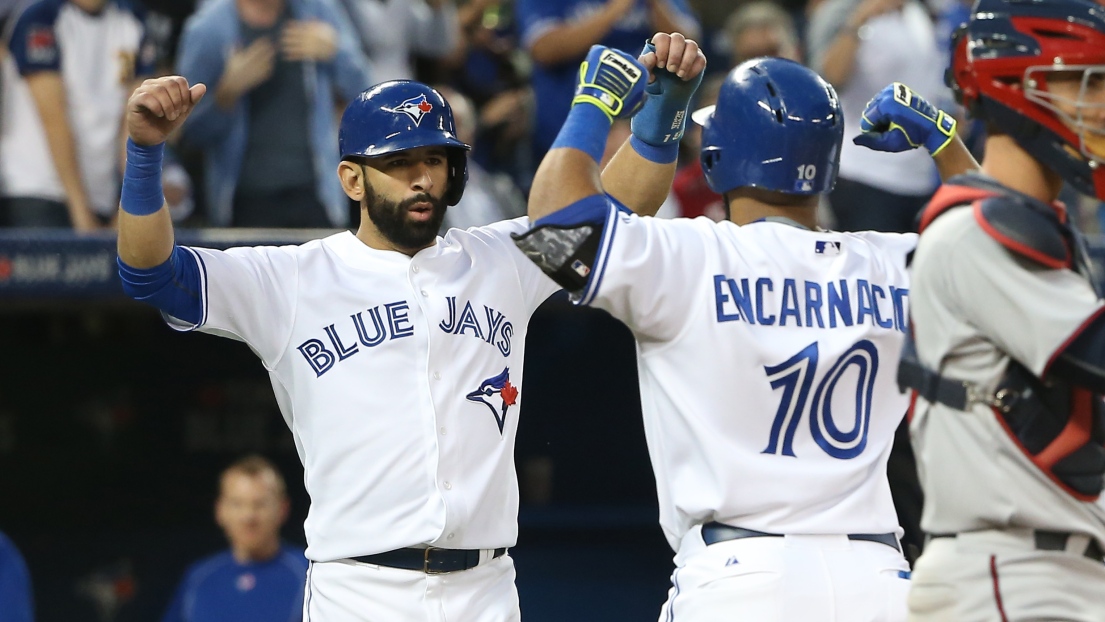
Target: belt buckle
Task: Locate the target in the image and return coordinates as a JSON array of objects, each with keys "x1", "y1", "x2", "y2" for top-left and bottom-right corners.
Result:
[{"x1": 423, "y1": 547, "x2": 446, "y2": 575}]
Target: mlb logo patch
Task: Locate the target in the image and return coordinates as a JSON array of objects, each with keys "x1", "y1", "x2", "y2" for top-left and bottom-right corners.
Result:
[
  {"x1": 814, "y1": 240, "x2": 841, "y2": 256},
  {"x1": 571, "y1": 259, "x2": 591, "y2": 278}
]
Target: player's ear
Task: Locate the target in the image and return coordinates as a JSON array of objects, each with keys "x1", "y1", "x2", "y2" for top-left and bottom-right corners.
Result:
[{"x1": 338, "y1": 160, "x2": 365, "y2": 201}]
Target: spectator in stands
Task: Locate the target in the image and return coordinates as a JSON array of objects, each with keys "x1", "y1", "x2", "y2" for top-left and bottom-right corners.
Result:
[
  {"x1": 807, "y1": 0, "x2": 948, "y2": 232},
  {"x1": 336, "y1": 0, "x2": 459, "y2": 82},
  {"x1": 435, "y1": 85, "x2": 527, "y2": 231},
  {"x1": 0, "y1": 0, "x2": 154, "y2": 230},
  {"x1": 0, "y1": 530, "x2": 33, "y2": 622},
  {"x1": 723, "y1": 0, "x2": 801, "y2": 67},
  {"x1": 175, "y1": 0, "x2": 371, "y2": 228},
  {"x1": 517, "y1": 0, "x2": 700, "y2": 167},
  {"x1": 162, "y1": 455, "x2": 307, "y2": 622}
]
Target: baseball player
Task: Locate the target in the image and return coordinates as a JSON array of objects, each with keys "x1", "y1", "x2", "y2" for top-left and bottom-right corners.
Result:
[
  {"x1": 161, "y1": 456, "x2": 307, "y2": 622},
  {"x1": 514, "y1": 46, "x2": 975, "y2": 620},
  {"x1": 853, "y1": 0, "x2": 1105, "y2": 618},
  {"x1": 114, "y1": 33, "x2": 705, "y2": 621}
]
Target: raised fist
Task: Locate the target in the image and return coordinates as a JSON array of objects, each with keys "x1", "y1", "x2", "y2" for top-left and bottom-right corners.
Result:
[
  {"x1": 853, "y1": 82, "x2": 956, "y2": 155},
  {"x1": 126, "y1": 76, "x2": 206, "y2": 147},
  {"x1": 574, "y1": 45, "x2": 649, "y2": 120}
]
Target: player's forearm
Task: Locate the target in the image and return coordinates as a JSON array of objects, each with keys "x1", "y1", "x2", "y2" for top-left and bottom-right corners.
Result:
[
  {"x1": 117, "y1": 207, "x2": 174, "y2": 268},
  {"x1": 601, "y1": 142, "x2": 674, "y2": 216},
  {"x1": 528, "y1": 10, "x2": 623, "y2": 66},
  {"x1": 932, "y1": 135, "x2": 979, "y2": 182},
  {"x1": 528, "y1": 148, "x2": 605, "y2": 221},
  {"x1": 117, "y1": 140, "x2": 174, "y2": 268}
]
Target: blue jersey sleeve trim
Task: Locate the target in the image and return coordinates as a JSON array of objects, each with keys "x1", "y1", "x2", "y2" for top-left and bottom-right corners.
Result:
[
  {"x1": 118, "y1": 246, "x2": 204, "y2": 326},
  {"x1": 577, "y1": 201, "x2": 622, "y2": 306},
  {"x1": 533, "y1": 193, "x2": 613, "y2": 228}
]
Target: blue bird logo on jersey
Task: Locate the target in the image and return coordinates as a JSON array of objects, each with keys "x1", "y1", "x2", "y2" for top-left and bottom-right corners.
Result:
[
  {"x1": 385, "y1": 95, "x2": 434, "y2": 126},
  {"x1": 466, "y1": 367, "x2": 518, "y2": 435}
]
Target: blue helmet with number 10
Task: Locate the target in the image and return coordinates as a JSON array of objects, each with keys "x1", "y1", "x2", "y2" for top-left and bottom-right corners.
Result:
[
  {"x1": 339, "y1": 80, "x2": 471, "y2": 206},
  {"x1": 694, "y1": 57, "x2": 844, "y2": 196}
]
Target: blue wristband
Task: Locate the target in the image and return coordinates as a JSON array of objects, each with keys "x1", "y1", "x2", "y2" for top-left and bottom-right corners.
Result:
[
  {"x1": 630, "y1": 42, "x2": 703, "y2": 149},
  {"x1": 551, "y1": 103, "x2": 612, "y2": 164},
  {"x1": 630, "y1": 135, "x2": 679, "y2": 164},
  {"x1": 120, "y1": 139, "x2": 165, "y2": 216}
]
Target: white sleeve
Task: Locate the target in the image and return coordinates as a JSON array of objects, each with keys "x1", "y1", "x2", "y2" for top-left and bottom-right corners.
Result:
[
  {"x1": 579, "y1": 208, "x2": 707, "y2": 342},
  {"x1": 171, "y1": 245, "x2": 299, "y2": 369},
  {"x1": 946, "y1": 225, "x2": 1105, "y2": 376},
  {"x1": 470, "y1": 217, "x2": 561, "y2": 314}
]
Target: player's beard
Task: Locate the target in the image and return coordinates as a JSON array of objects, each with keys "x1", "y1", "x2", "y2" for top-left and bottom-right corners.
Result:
[{"x1": 364, "y1": 186, "x2": 448, "y2": 249}]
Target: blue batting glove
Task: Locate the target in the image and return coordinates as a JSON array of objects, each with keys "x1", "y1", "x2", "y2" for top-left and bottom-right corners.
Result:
[
  {"x1": 853, "y1": 82, "x2": 957, "y2": 156},
  {"x1": 630, "y1": 41, "x2": 704, "y2": 147},
  {"x1": 574, "y1": 45, "x2": 649, "y2": 120}
]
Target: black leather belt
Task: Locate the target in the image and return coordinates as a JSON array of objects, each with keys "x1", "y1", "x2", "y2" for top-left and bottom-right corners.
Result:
[
  {"x1": 702, "y1": 522, "x2": 902, "y2": 553},
  {"x1": 352, "y1": 547, "x2": 507, "y2": 574},
  {"x1": 928, "y1": 530, "x2": 1105, "y2": 561}
]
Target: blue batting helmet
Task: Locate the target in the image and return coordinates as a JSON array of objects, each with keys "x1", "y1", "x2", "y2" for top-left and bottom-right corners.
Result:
[
  {"x1": 694, "y1": 57, "x2": 843, "y2": 196},
  {"x1": 339, "y1": 80, "x2": 471, "y2": 205}
]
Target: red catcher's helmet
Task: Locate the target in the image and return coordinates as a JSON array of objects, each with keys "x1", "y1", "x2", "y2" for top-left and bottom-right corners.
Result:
[{"x1": 949, "y1": 0, "x2": 1105, "y2": 199}]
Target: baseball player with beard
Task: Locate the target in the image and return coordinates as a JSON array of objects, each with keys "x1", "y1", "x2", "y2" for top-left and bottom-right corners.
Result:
[
  {"x1": 114, "y1": 33, "x2": 705, "y2": 621},
  {"x1": 855, "y1": 0, "x2": 1105, "y2": 618},
  {"x1": 513, "y1": 45, "x2": 977, "y2": 620}
]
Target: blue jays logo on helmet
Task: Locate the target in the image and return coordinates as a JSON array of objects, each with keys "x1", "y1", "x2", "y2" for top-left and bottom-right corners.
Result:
[
  {"x1": 466, "y1": 367, "x2": 518, "y2": 435},
  {"x1": 385, "y1": 94, "x2": 434, "y2": 126}
]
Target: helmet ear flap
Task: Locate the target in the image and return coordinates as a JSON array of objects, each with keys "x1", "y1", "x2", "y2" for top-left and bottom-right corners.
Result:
[{"x1": 443, "y1": 148, "x2": 468, "y2": 206}]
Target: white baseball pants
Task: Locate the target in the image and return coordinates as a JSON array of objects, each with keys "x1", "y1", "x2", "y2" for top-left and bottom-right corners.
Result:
[{"x1": 658, "y1": 534, "x2": 911, "y2": 621}]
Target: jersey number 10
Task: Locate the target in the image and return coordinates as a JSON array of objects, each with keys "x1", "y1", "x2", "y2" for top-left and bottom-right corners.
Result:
[{"x1": 762, "y1": 340, "x2": 878, "y2": 460}]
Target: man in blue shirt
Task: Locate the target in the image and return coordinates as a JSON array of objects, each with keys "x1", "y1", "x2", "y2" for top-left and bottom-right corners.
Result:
[
  {"x1": 516, "y1": 0, "x2": 699, "y2": 167},
  {"x1": 175, "y1": 0, "x2": 371, "y2": 228},
  {"x1": 0, "y1": 531, "x2": 33, "y2": 622},
  {"x1": 162, "y1": 456, "x2": 308, "y2": 622}
]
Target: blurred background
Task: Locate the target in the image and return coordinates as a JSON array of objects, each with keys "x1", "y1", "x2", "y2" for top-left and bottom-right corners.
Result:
[{"x1": 0, "y1": 0, "x2": 1103, "y2": 620}]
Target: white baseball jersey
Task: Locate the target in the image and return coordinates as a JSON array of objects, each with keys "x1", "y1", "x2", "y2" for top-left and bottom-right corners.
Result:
[
  {"x1": 168, "y1": 220, "x2": 558, "y2": 562},
  {"x1": 910, "y1": 205, "x2": 1105, "y2": 543},
  {"x1": 575, "y1": 209, "x2": 916, "y2": 561},
  {"x1": 1, "y1": 0, "x2": 153, "y2": 214}
]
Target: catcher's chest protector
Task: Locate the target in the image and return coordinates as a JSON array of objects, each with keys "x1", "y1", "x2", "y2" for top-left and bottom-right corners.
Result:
[{"x1": 918, "y1": 177, "x2": 1105, "y2": 500}]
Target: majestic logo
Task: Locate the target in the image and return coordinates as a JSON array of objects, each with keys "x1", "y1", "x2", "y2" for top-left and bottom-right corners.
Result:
[
  {"x1": 385, "y1": 94, "x2": 434, "y2": 126},
  {"x1": 466, "y1": 367, "x2": 518, "y2": 435}
]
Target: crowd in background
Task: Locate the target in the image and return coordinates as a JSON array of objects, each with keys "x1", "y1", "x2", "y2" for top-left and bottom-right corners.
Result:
[
  {"x1": 0, "y1": 0, "x2": 1103, "y2": 619},
  {"x1": 3, "y1": 0, "x2": 1098, "y2": 237}
]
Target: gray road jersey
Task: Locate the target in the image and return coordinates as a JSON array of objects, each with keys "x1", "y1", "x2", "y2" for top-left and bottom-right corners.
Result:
[{"x1": 909, "y1": 205, "x2": 1105, "y2": 540}]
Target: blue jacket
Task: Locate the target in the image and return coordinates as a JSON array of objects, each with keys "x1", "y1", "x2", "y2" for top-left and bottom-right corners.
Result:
[
  {"x1": 161, "y1": 545, "x2": 308, "y2": 622},
  {"x1": 176, "y1": 0, "x2": 372, "y2": 227},
  {"x1": 0, "y1": 531, "x2": 33, "y2": 622}
]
